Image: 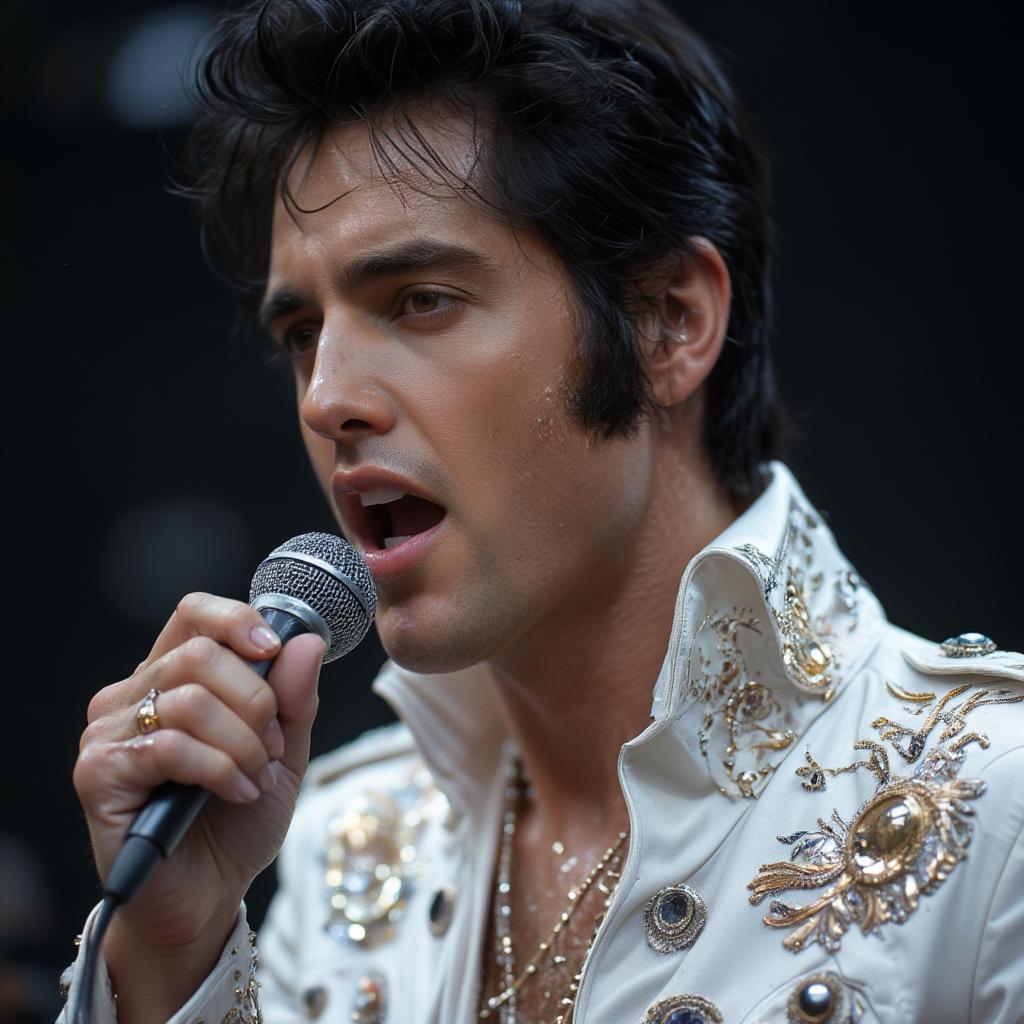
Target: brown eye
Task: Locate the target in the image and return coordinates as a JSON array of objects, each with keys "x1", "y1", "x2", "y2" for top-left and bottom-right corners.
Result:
[
  {"x1": 409, "y1": 292, "x2": 441, "y2": 313},
  {"x1": 283, "y1": 323, "x2": 320, "y2": 353}
]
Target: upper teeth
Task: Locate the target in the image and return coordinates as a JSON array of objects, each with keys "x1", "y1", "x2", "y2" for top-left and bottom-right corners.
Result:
[{"x1": 359, "y1": 488, "x2": 406, "y2": 507}]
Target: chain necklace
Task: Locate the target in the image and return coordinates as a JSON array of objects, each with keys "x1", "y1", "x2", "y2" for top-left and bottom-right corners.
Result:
[{"x1": 479, "y1": 748, "x2": 628, "y2": 1024}]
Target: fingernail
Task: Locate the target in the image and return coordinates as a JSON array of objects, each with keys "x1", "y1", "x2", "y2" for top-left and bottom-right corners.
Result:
[
  {"x1": 263, "y1": 719, "x2": 285, "y2": 760},
  {"x1": 237, "y1": 776, "x2": 261, "y2": 802},
  {"x1": 257, "y1": 763, "x2": 277, "y2": 793},
  {"x1": 250, "y1": 625, "x2": 280, "y2": 651}
]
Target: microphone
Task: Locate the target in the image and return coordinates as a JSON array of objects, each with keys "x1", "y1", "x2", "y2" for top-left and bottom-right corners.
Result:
[{"x1": 103, "y1": 532, "x2": 377, "y2": 906}]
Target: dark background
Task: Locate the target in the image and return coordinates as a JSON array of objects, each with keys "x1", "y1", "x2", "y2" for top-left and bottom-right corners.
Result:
[{"x1": 3, "y1": 2, "x2": 1020, "y2": 1017}]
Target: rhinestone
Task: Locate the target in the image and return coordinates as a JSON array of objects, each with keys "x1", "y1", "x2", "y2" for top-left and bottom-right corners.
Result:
[
  {"x1": 798, "y1": 981, "x2": 833, "y2": 1020},
  {"x1": 658, "y1": 890, "x2": 693, "y2": 927},
  {"x1": 940, "y1": 632, "x2": 997, "y2": 657},
  {"x1": 786, "y1": 971, "x2": 851, "y2": 1023},
  {"x1": 644, "y1": 884, "x2": 708, "y2": 953},
  {"x1": 428, "y1": 885, "x2": 456, "y2": 937},
  {"x1": 664, "y1": 1011, "x2": 710, "y2": 1024}
]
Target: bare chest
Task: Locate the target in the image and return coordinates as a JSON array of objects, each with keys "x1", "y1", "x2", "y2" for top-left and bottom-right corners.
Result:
[{"x1": 477, "y1": 835, "x2": 627, "y2": 1024}]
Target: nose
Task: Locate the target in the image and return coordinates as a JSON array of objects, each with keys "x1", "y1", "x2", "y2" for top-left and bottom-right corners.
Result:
[{"x1": 298, "y1": 320, "x2": 396, "y2": 442}]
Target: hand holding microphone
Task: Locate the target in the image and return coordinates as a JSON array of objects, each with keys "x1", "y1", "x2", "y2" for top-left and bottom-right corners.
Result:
[{"x1": 72, "y1": 533, "x2": 375, "y2": 1024}]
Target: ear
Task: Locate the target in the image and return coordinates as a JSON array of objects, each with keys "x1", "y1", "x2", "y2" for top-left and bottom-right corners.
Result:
[{"x1": 639, "y1": 237, "x2": 731, "y2": 409}]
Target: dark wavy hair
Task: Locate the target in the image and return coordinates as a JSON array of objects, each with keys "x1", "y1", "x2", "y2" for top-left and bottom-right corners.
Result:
[{"x1": 185, "y1": 0, "x2": 784, "y2": 504}]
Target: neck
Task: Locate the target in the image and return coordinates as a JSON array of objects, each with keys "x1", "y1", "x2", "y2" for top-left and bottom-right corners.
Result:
[{"x1": 486, "y1": 444, "x2": 737, "y2": 851}]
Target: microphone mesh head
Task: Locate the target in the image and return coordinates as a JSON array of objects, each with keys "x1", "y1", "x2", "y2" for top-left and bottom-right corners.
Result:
[{"x1": 249, "y1": 532, "x2": 376, "y2": 662}]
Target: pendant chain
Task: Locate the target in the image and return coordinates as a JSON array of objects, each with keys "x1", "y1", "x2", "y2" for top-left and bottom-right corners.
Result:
[{"x1": 478, "y1": 746, "x2": 628, "y2": 1024}]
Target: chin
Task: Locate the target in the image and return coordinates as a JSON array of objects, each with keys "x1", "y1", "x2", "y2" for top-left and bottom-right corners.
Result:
[{"x1": 376, "y1": 598, "x2": 502, "y2": 676}]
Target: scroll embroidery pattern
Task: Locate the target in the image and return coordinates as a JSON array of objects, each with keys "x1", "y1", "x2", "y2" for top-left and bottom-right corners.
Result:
[{"x1": 748, "y1": 681, "x2": 1022, "y2": 953}]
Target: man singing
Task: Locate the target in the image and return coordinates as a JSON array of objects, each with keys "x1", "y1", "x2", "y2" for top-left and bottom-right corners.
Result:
[{"x1": 63, "y1": 1, "x2": 1023, "y2": 1022}]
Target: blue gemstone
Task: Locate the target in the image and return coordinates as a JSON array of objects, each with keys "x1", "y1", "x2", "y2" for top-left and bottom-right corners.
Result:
[
  {"x1": 958, "y1": 632, "x2": 992, "y2": 646},
  {"x1": 663, "y1": 1011, "x2": 707, "y2": 1024},
  {"x1": 659, "y1": 890, "x2": 693, "y2": 926},
  {"x1": 798, "y1": 981, "x2": 833, "y2": 1019}
]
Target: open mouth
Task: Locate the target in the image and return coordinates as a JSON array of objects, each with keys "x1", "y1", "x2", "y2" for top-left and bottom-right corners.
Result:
[{"x1": 359, "y1": 487, "x2": 447, "y2": 551}]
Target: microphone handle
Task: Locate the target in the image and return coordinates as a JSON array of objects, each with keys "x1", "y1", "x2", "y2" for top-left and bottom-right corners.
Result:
[{"x1": 102, "y1": 606, "x2": 311, "y2": 906}]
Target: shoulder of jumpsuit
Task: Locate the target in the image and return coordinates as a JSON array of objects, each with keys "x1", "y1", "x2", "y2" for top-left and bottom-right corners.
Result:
[
  {"x1": 721, "y1": 630, "x2": 1024, "y2": 1023},
  {"x1": 277, "y1": 656, "x2": 498, "y2": 929},
  {"x1": 603, "y1": 472, "x2": 1024, "y2": 1022},
  {"x1": 893, "y1": 624, "x2": 1024, "y2": 771}
]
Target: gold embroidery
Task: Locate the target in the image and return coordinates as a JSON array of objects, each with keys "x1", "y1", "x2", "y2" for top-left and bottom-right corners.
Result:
[
  {"x1": 872, "y1": 685, "x2": 1021, "y2": 762},
  {"x1": 884, "y1": 680, "x2": 935, "y2": 704},
  {"x1": 748, "y1": 767, "x2": 983, "y2": 953},
  {"x1": 689, "y1": 613, "x2": 795, "y2": 798},
  {"x1": 757, "y1": 681, "x2": 1021, "y2": 953},
  {"x1": 795, "y1": 741, "x2": 890, "y2": 792}
]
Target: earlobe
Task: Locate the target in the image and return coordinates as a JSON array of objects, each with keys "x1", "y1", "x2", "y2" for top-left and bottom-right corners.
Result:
[{"x1": 642, "y1": 238, "x2": 731, "y2": 409}]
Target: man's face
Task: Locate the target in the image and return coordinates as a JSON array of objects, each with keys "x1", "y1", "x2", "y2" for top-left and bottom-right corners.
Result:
[{"x1": 263, "y1": 115, "x2": 654, "y2": 672}]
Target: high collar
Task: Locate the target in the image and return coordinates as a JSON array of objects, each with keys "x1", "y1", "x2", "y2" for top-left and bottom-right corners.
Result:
[{"x1": 372, "y1": 462, "x2": 886, "y2": 812}]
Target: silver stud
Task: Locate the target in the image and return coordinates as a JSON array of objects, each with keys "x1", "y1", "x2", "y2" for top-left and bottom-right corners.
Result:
[
  {"x1": 940, "y1": 632, "x2": 997, "y2": 657},
  {"x1": 643, "y1": 883, "x2": 708, "y2": 953},
  {"x1": 428, "y1": 884, "x2": 457, "y2": 937},
  {"x1": 786, "y1": 971, "x2": 852, "y2": 1023}
]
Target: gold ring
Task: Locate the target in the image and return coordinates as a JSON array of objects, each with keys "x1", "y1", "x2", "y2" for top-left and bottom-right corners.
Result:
[{"x1": 136, "y1": 688, "x2": 162, "y2": 735}]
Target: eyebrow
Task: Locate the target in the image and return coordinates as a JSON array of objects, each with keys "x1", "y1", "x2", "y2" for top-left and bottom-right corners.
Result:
[{"x1": 257, "y1": 238, "x2": 499, "y2": 328}]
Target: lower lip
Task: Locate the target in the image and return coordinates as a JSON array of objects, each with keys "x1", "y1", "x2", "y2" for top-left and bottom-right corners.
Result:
[{"x1": 359, "y1": 516, "x2": 447, "y2": 581}]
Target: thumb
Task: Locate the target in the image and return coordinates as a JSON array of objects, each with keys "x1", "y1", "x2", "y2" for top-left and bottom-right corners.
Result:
[{"x1": 266, "y1": 632, "x2": 325, "y2": 774}]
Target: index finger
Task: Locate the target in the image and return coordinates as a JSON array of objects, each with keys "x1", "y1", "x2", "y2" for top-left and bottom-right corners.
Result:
[{"x1": 138, "y1": 592, "x2": 282, "y2": 673}]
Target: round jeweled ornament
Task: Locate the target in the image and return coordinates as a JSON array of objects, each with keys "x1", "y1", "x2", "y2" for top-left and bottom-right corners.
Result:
[
  {"x1": 302, "y1": 986, "x2": 328, "y2": 1021},
  {"x1": 643, "y1": 884, "x2": 708, "y2": 953},
  {"x1": 940, "y1": 632, "x2": 997, "y2": 657},
  {"x1": 352, "y1": 972, "x2": 388, "y2": 1024},
  {"x1": 324, "y1": 767, "x2": 445, "y2": 947},
  {"x1": 643, "y1": 994, "x2": 723, "y2": 1024},
  {"x1": 428, "y1": 884, "x2": 456, "y2": 937},
  {"x1": 845, "y1": 787, "x2": 931, "y2": 886},
  {"x1": 786, "y1": 971, "x2": 852, "y2": 1023}
]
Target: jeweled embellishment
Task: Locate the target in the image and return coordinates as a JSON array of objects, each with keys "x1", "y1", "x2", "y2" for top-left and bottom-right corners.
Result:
[
  {"x1": 643, "y1": 994, "x2": 723, "y2": 1024},
  {"x1": 735, "y1": 500, "x2": 851, "y2": 700},
  {"x1": 351, "y1": 972, "x2": 387, "y2": 1024},
  {"x1": 786, "y1": 971, "x2": 856, "y2": 1023},
  {"x1": 940, "y1": 632, "x2": 997, "y2": 657},
  {"x1": 302, "y1": 987, "x2": 328, "y2": 1021},
  {"x1": 643, "y1": 883, "x2": 708, "y2": 952},
  {"x1": 324, "y1": 765, "x2": 446, "y2": 947},
  {"x1": 777, "y1": 570, "x2": 835, "y2": 698},
  {"x1": 428, "y1": 884, "x2": 456, "y2": 937},
  {"x1": 747, "y1": 769, "x2": 984, "y2": 953}
]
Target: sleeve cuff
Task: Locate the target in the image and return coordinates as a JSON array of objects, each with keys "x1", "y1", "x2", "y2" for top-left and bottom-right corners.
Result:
[{"x1": 59, "y1": 903, "x2": 257, "y2": 1024}]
